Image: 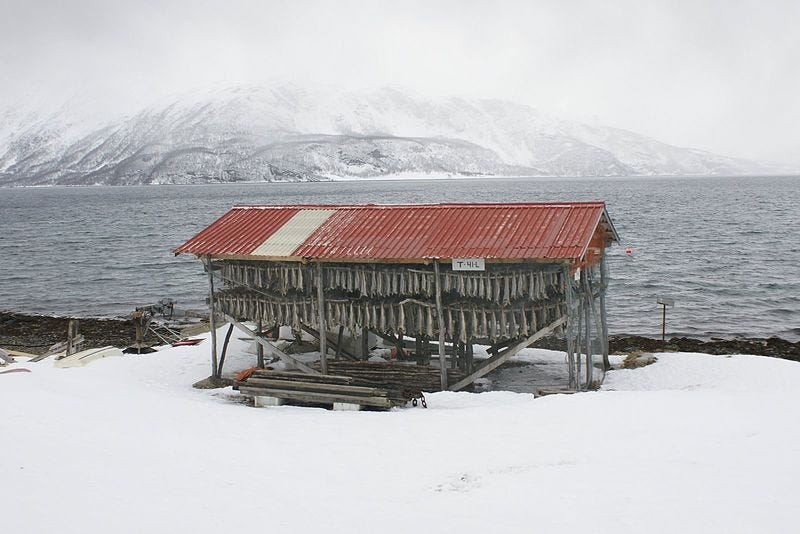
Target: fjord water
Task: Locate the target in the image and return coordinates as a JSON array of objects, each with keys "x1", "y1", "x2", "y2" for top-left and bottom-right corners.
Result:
[{"x1": 1, "y1": 176, "x2": 798, "y2": 340}]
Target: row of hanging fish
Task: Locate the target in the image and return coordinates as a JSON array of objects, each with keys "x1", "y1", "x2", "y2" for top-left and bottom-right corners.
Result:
[
  {"x1": 221, "y1": 262, "x2": 307, "y2": 294},
  {"x1": 216, "y1": 290, "x2": 566, "y2": 343},
  {"x1": 220, "y1": 261, "x2": 564, "y2": 305}
]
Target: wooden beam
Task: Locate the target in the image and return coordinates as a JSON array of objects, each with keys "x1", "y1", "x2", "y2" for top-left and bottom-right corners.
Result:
[
  {"x1": 433, "y1": 259, "x2": 447, "y2": 390},
  {"x1": 563, "y1": 265, "x2": 576, "y2": 389},
  {"x1": 256, "y1": 320, "x2": 265, "y2": 368},
  {"x1": 316, "y1": 262, "x2": 328, "y2": 374},
  {"x1": 239, "y1": 386, "x2": 393, "y2": 408},
  {"x1": 217, "y1": 323, "x2": 234, "y2": 377},
  {"x1": 582, "y1": 270, "x2": 593, "y2": 387},
  {"x1": 598, "y1": 255, "x2": 610, "y2": 370},
  {"x1": 300, "y1": 324, "x2": 357, "y2": 361},
  {"x1": 206, "y1": 257, "x2": 219, "y2": 379},
  {"x1": 335, "y1": 325, "x2": 344, "y2": 359},
  {"x1": 449, "y1": 316, "x2": 567, "y2": 391},
  {"x1": 241, "y1": 378, "x2": 386, "y2": 397},
  {"x1": 222, "y1": 313, "x2": 321, "y2": 375}
]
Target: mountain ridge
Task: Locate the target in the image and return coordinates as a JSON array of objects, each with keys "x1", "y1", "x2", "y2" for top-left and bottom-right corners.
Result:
[{"x1": 0, "y1": 83, "x2": 780, "y2": 186}]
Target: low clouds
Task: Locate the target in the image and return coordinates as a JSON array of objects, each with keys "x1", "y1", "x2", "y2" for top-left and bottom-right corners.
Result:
[{"x1": 1, "y1": 0, "x2": 798, "y2": 164}]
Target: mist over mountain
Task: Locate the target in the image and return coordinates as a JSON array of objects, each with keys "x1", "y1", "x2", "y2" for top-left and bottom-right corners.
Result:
[{"x1": 0, "y1": 83, "x2": 777, "y2": 186}]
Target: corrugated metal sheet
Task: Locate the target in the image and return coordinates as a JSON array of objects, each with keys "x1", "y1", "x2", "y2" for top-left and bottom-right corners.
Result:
[
  {"x1": 173, "y1": 207, "x2": 300, "y2": 256},
  {"x1": 251, "y1": 209, "x2": 335, "y2": 257},
  {"x1": 174, "y1": 202, "x2": 618, "y2": 262}
]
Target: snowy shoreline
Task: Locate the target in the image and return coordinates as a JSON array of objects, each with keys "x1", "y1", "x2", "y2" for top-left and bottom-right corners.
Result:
[{"x1": 2, "y1": 325, "x2": 800, "y2": 533}]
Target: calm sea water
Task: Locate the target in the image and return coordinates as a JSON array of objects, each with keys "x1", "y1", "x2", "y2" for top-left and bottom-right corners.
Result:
[{"x1": 1, "y1": 176, "x2": 798, "y2": 340}]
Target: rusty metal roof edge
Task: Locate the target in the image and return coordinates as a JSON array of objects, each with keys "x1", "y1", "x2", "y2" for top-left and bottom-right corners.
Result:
[
  {"x1": 602, "y1": 206, "x2": 621, "y2": 243},
  {"x1": 574, "y1": 206, "x2": 620, "y2": 261}
]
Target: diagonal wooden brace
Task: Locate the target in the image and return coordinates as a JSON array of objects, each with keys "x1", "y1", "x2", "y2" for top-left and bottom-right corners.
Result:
[
  {"x1": 448, "y1": 316, "x2": 567, "y2": 392},
  {"x1": 222, "y1": 314, "x2": 321, "y2": 375}
]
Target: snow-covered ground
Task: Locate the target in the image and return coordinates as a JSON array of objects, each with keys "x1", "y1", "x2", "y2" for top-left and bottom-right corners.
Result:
[{"x1": 2, "y1": 327, "x2": 799, "y2": 534}]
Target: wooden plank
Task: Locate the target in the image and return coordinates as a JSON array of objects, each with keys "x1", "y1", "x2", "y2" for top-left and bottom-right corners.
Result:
[
  {"x1": 222, "y1": 314, "x2": 321, "y2": 375},
  {"x1": 448, "y1": 316, "x2": 567, "y2": 391},
  {"x1": 238, "y1": 386, "x2": 394, "y2": 408},
  {"x1": 252, "y1": 370, "x2": 353, "y2": 384},
  {"x1": 241, "y1": 378, "x2": 386, "y2": 396}
]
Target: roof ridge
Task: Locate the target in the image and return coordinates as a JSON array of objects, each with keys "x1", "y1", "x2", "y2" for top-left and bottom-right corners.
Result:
[{"x1": 231, "y1": 201, "x2": 606, "y2": 210}]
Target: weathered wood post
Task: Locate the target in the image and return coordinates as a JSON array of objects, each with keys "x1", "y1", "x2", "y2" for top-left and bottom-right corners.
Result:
[
  {"x1": 599, "y1": 256, "x2": 610, "y2": 370},
  {"x1": 205, "y1": 257, "x2": 219, "y2": 379},
  {"x1": 66, "y1": 319, "x2": 78, "y2": 357},
  {"x1": 256, "y1": 320, "x2": 264, "y2": 368},
  {"x1": 582, "y1": 269, "x2": 593, "y2": 387},
  {"x1": 316, "y1": 261, "x2": 328, "y2": 374},
  {"x1": 564, "y1": 264, "x2": 576, "y2": 389},
  {"x1": 433, "y1": 259, "x2": 448, "y2": 390}
]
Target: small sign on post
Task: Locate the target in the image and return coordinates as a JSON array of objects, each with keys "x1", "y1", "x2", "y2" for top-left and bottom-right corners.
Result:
[
  {"x1": 452, "y1": 258, "x2": 485, "y2": 271},
  {"x1": 657, "y1": 297, "x2": 675, "y2": 342}
]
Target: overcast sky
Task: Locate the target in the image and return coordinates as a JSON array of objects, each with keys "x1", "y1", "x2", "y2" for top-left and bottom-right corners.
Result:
[{"x1": 1, "y1": 0, "x2": 798, "y2": 164}]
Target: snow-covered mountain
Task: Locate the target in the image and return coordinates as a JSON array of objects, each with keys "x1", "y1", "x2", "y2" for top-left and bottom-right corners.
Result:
[{"x1": 0, "y1": 83, "x2": 775, "y2": 186}]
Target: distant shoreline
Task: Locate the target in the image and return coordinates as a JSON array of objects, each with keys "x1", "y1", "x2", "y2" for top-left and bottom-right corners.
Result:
[
  {"x1": 2, "y1": 311, "x2": 798, "y2": 361},
  {"x1": 2, "y1": 173, "x2": 799, "y2": 188}
]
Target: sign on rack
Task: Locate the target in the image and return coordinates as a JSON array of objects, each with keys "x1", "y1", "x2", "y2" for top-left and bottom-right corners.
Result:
[{"x1": 452, "y1": 258, "x2": 485, "y2": 271}]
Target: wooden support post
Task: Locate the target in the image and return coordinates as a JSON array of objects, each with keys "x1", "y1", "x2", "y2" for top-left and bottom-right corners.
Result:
[
  {"x1": 361, "y1": 326, "x2": 369, "y2": 358},
  {"x1": 217, "y1": 323, "x2": 234, "y2": 377},
  {"x1": 433, "y1": 259, "x2": 448, "y2": 390},
  {"x1": 335, "y1": 325, "x2": 344, "y2": 359},
  {"x1": 465, "y1": 342, "x2": 474, "y2": 374},
  {"x1": 256, "y1": 320, "x2": 264, "y2": 368},
  {"x1": 564, "y1": 265, "x2": 576, "y2": 389},
  {"x1": 583, "y1": 270, "x2": 593, "y2": 387},
  {"x1": 415, "y1": 337, "x2": 424, "y2": 365},
  {"x1": 222, "y1": 313, "x2": 321, "y2": 375},
  {"x1": 206, "y1": 257, "x2": 219, "y2": 379},
  {"x1": 589, "y1": 287, "x2": 606, "y2": 374},
  {"x1": 449, "y1": 316, "x2": 566, "y2": 391},
  {"x1": 316, "y1": 262, "x2": 328, "y2": 374},
  {"x1": 576, "y1": 296, "x2": 583, "y2": 391},
  {"x1": 599, "y1": 256, "x2": 610, "y2": 370},
  {"x1": 66, "y1": 319, "x2": 79, "y2": 357}
]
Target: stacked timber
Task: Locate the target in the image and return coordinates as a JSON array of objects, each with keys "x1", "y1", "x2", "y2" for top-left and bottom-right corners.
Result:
[
  {"x1": 317, "y1": 361, "x2": 464, "y2": 392},
  {"x1": 236, "y1": 369, "x2": 412, "y2": 409},
  {"x1": 236, "y1": 363, "x2": 465, "y2": 409}
]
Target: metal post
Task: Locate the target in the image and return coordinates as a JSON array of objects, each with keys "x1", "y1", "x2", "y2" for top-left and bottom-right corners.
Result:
[
  {"x1": 206, "y1": 257, "x2": 219, "y2": 379},
  {"x1": 433, "y1": 259, "x2": 448, "y2": 390},
  {"x1": 316, "y1": 261, "x2": 328, "y2": 374},
  {"x1": 661, "y1": 304, "x2": 667, "y2": 342}
]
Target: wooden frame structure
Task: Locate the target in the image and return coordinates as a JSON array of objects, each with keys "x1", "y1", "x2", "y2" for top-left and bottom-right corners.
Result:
[{"x1": 177, "y1": 202, "x2": 619, "y2": 395}]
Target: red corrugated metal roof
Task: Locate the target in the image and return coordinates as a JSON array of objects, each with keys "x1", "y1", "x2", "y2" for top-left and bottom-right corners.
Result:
[{"x1": 174, "y1": 202, "x2": 618, "y2": 262}]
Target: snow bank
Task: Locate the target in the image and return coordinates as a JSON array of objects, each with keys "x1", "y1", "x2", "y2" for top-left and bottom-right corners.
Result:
[{"x1": 2, "y1": 330, "x2": 799, "y2": 534}]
